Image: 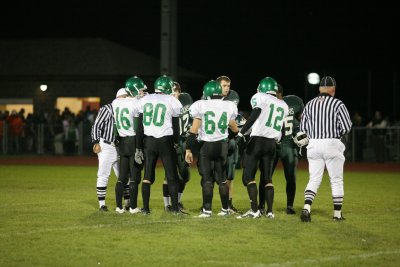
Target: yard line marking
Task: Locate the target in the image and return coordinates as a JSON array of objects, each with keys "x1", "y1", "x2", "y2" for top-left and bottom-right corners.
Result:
[{"x1": 204, "y1": 250, "x2": 400, "y2": 266}]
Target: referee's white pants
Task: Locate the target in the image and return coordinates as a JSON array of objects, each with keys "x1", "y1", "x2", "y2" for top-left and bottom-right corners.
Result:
[
  {"x1": 305, "y1": 139, "x2": 345, "y2": 197},
  {"x1": 97, "y1": 139, "x2": 119, "y2": 187}
]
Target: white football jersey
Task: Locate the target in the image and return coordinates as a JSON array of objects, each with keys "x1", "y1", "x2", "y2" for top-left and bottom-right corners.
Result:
[
  {"x1": 190, "y1": 99, "x2": 238, "y2": 142},
  {"x1": 249, "y1": 92, "x2": 289, "y2": 141},
  {"x1": 138, "y1": 93, "x2": 182, "y2": 138},
  {"x1": 112, "y1": 97, "x2": 141, "y2": 137}
]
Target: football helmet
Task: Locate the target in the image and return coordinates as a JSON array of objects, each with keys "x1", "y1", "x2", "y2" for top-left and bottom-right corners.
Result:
[
  {"x1": 257, "y1": 77, "x2": 278, "y2": 94},
  {"x1": 179, "y1": 92, "x2": 193, "y2": 109},
  {"x1": 125, "y1": 76, "x2": 147, "y2": 97},
  {"x1": 202, "y1": 80, "x2": 222, "y2": 99},
  {"x1": 154, "y1": 75, "x2": 175, "y2": 94}
]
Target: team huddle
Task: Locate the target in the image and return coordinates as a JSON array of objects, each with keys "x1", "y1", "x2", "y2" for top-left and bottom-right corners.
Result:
[{"x1": 92, "y1": 74, "x2": 352, "y2": 222}]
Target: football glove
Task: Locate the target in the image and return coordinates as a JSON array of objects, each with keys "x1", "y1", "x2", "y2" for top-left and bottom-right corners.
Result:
[
  {"x1": 293, "y1": 131, "x2": 309, "y2": 148},
  {"x1": 235, "y1": 132, "x2": 246, "y2": 147},
  {"x1": 134, "y1": 148, "x2": 144, "y2": 165}
]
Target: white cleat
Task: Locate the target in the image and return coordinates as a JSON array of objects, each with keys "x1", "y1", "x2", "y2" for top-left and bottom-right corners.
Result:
[
  {"x1": 236, "y1": 209, "x2": 261, "y2": 219},
  {"x1": 217, "y1": 208, "x2": 231, "y2": 217},
  {"x1": 115, "y1": 207, "x2": 125, "y2": 214},
  {"x1": 194, "y1": 209, "x2": 212, "y2": 218},
  {"x1": 129, "y1": 207, "x2": 142, "y2": 214},
  {"x1": 266, "y1": 212, "x2": 275, "y2": 219}
]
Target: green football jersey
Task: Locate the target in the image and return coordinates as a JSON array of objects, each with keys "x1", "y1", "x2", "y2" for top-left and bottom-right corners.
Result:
[
  {"x1": 281, "y1": 95, "x2": 304, "y2": 143},
  {"x1": 178, "y1": 92, "x2": 193, "y2": 136},
  {"x1": 223, "y1": 89, "x2": 240, "y2": 106}
]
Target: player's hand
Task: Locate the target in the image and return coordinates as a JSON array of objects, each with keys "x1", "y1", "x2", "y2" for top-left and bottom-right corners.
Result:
[
  {"x1": 185, "y1": 150, "x2": 193, "y2": 164},
  {"x1": 134, "y1": 149, "x2": 144, "y2": 164},
  {"x1": 235, "y1": 132, "x2": 246, "y2": 147},
  {"x1": 293, "y1": 131, "x2": 309, "y2": 147},
  {"x1": 93, "y1": 143, "x2": 101, "y2": 154}
]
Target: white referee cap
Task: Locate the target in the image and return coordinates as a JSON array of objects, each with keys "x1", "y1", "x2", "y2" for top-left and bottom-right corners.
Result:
[
  {"x1": 116, "y1": 88, "x2": 128, "y2": 98},
  {"x1": 320, "y1": 76, "x2": 336, "y2": 87}
]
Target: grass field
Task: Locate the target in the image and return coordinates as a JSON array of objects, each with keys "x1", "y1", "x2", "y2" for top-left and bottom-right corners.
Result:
[{"x1": 1, "y1": 165, "x2": 399, "y2": 266}]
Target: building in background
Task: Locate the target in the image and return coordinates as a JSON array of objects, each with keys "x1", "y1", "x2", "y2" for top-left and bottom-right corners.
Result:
[{"x1": 0, "y1": 38, "x2": 204, "y2": 115}]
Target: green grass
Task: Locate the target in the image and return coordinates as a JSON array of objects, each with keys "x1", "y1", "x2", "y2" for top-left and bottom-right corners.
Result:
[{"x1": 0, "y1": 165, "x2": 399, "y2": 266}]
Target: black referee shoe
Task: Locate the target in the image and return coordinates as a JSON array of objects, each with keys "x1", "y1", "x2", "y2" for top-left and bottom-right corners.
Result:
[
  {"x1": 286, "y1": 207, "x2": 296, "y2": 214},
  {"x1": 99, "y1": 205, "x2": 108, "y2": 212},
  {"x1": 300, "y1": 209, "x2": 311, "y2": 222}
]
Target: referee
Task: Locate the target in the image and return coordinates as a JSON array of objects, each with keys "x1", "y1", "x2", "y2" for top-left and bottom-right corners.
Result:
[
  {"x1": 91, "y1": 89, "x2": 129, "y2": 211},
  {"x1": 299, "y1": 76, "x2": 352, "y2": 222}
]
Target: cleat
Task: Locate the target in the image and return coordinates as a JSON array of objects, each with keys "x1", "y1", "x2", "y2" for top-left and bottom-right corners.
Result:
[
  {"x1": 333, "y1": 215, "x2": 346, "y2": 221},
  {"x1": 178, "y1": 209, "x2": 190, "y2": 215},
  {"x1": 217, "y1": 208, "x2": 231, "y2": 217},
  {"x1": 300, "y1": 209, "x2": 311, "y2": 222},
  {"x1": 266, "y1": 212, "x2": 275, "y2": 219},
  {"x1": 141, "y1": 208, "x2": 151, "y2": 215},
  {"x1": 259, "y1": 207, "x2": 265, "y2": 215},
  {"x1": 228, "y1": 205, "x2": 241, "y2": 214},
  {"x1": 236, "y1": 209, "x2": 261, "y2": 219},
  {"x1": 172, "y1": 209, "x2": 189, "y2": 216},
  {"x1": 164, "y1": 205, "x2": 172, "y2": 212},
  {"x1": 115, "y1": 207, "x2": 125, "y2": 214},
  {"x1": 286, "y1": 207, "x2": 296, "y2": 215},
  {"x1": 99, "y1": 205, "x2": 108, "y2": 212},
  {"x1": 129, "y1": 207, "x2": 142, "y2": 214},
  {"x1": 178, "y1": 202, "x2": 185, "y2": 210},
  {"x1": 178, "y1": 202, "x2": 189, "y2": 214},
  {"x1": 194, "y1": 209, "x2": 212, "y2": 218}
]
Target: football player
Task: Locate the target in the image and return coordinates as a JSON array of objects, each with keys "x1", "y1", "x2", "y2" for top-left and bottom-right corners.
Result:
[
  {"x1": 162, "y1": 81, "x2": 193, "y2": 213},
  {"x1": 112, "y1": 76, "x2": 147, "y2": 214},
  {"x1": 236, "y1": 77, "x2": 289, "y2": 219},
  {"x1": 185, "y1": 80, "x2": 239, "y2": 217},
  {"x1": 258, "y1": 84, "x2": 305, "y2": 215},
  {"x1": 135, "y1": 75, "x2": 183, "y2": 215},
  {"x1": 217, "y1": 75, "x2": 241, "y2": 213}
]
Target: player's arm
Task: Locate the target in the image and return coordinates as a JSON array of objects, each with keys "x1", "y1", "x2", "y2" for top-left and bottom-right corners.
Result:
[
  {"x1": 238, "y1": 107, "x2": 261, "y2": 136},
  {"x1": 185, "y1": 118, "x2": 201, "y2": 164},
  {"x1": 228, "y1": 119, "x2": 239, "y2": 139},
  {"x1": 172, "y1": 116, "x2": 180, "y2": 145}
]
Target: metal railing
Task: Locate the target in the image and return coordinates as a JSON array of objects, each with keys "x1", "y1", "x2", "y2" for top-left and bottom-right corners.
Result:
[
  {"x1": 1, "y1": 122, "x2": 400, "y2": 162},
  {"x1": 1, "y1": 121, "x2": 92, "y2": 156}
]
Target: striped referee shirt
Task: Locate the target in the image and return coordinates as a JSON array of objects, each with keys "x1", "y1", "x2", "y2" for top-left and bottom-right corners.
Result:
[
  {"x1": 91, "y1": 103, "x2": 115, "y2": 144},
  {"x1": 300, "y1": 93, "x2": 352, "y2": 139}
]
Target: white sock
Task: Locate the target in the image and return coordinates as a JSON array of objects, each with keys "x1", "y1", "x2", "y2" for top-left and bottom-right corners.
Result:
[
  {"x1": 178, "y1": 192, "x2": 183, "y2": 203},
  {"x1": 304, "y1": 204, "x2": 311, "y2": 212},
  {"x1": 163, "y1": 197, "x2": 170, "y2": 207},
  {"x1": 125, "y1": 199, "x2": 130, "y2": 207},
  {"x1": 99, "y1": 200, "x2": 105, "y2": 207},
  {"x1": 334, "y1": 210, "x2": 342, "y2": 218}
]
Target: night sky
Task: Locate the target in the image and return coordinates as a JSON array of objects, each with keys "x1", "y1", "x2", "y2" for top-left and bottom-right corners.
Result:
[{"x1": 1, "y1": 2, "x2": 399, "y2": 122}]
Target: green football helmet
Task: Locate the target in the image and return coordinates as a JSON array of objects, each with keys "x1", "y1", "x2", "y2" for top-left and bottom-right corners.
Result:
[
  {"x1": 257, "y1": 77, "x2": 278, "y2": 94},
  {"x1": 203, "y1": 80, "x2": 222, "y2": 99},
  {"x1": 125, "y1": 76, "x2": 147, "y2": 97},
  {"x1": 154, "y1": 75, "x2": 175, "y2": 94}
]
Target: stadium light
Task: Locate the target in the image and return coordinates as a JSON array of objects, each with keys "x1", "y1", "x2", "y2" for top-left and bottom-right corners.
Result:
[
  {"x1": 307, "y1": 73, "x2": 320, "y2": 85},
  {"x1": 40, "y1": 84, "x2": 48, "y2": 92}
]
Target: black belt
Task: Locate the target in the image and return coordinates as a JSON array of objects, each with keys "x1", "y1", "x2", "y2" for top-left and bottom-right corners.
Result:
[{"x1": 103, "y1": 140, "x2": 113, "y2": 145}]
